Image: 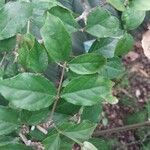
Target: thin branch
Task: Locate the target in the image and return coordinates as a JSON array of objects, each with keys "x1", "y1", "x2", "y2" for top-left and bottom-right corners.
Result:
[
  {"x1": 36, "y1": 125, "x2": 48, "y2": 135},
  {"x1": 94, "y1": 121, "x2": 150, "y2": 137},
  {"x1": 19, "y1": 133, "x2": 31, "y2": 146},
  {"x1": 49, "y1": 62, "x2": 67, "y2": 120}
]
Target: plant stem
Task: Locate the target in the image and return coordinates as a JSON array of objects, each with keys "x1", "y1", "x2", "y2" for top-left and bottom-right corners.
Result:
[
  {"x1": 49, "y1": 62, "x2": 67, "y2": 120},
  {"x1": 27, "y1": 20, "x2": 30, "y2": 34},
  {"x1": 93, "y1": 121, "x2": 150, "y2": 137}
]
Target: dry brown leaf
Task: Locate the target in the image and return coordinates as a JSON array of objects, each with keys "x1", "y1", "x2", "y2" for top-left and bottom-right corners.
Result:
[{"x1": 141, "y1": 27, "x2": 150, "y2": 59}]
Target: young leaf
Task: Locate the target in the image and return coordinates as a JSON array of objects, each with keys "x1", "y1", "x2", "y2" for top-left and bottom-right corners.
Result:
[
  {"x1": 41, "y1": 12, "x2": 71, "y2": 62},
  {"x1": 89, "y1": 38, "x2": 119, "y2": 58},
  {"x1": 0, "y1": 73, "x2": 56, "y2": 111},
  {"x1": 115, "y1": 33, "x2": 134, "y2": 56},
  {"x1": 0, "y1": 144, "x2": 33, "y2": 150},
  {"x1": 42, "y1": 134, "x2": 61, "y2": 150},
  {"x1": 86, "y1": 7, "x2": 121, "y2": 38},
  {"x1": 69, "y1": 53, "x2": 106, "y2": 75},
  {"x1": 0, "y1": 1, "x2": 33, "y2": 40},
  {"x1": 122, "y1": 8, "x2": 145, "y2": 30},
  {"x1": 130, "y1": 0, "x2": 150, "y2": 11},
  {"x1": 106, "y1": 0, "x2": 125, "y2": 11},
  {"x1": 59, "y1": 120, "x2": 97, "y2": 140},
  {"x1": 61, "y1": 75, "x2": 114, "y2": 106},
  {"x1": 49, "y1": 6, "x2": 78, "y2": 34}
]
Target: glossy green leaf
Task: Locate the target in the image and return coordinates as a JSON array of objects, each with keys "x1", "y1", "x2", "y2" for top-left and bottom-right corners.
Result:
[
  {"x1": 59, "y1": 120, "x2": 97, "y2": 140},
  {"x1": 82, "y1": 104, "x2": 102, "y2": 123},
  {"x1": 130, "y1": 0, "x2": 150, "y2": 11},
  {"x1": 0, "y1": 121, "x2": 18, "y2": 135},
  {"x1": 49, "y1": 6, "x2": 78, "y2": 34},
  {"x1": 99, "y1": 57, "x2": 125, "y2": 79},
  {"x1": 61, "y1": 75, "x2": 115, "y2": 106},
  {"x1": 42, "y1": 134, "x2": 61, "y2": 150},
  {"x1": 89, "y1": 38, "x2": 119, "y2": 58},
  {"x1": 41, "y1": 12, "x2": 71, "y2": 62},
  {"x1": 86, "y1": 7, "x2": 120, "y2": 38},
  {"x1": 0, "y1": 37, "x2": 16, "y2": 52},
  {"x1": 122, "y1": 8, "x2": 145, "y2": 30},
  {"x1": 0, "y1": 73, "x2": 56, "y2": 111},
  {"x1": 0, "y1": 144, "x2": 33, "y2": 150},
  {"x1": 0, "y1": 1, "x2": 33, "y2": 40},
  {"x1": 69, "y1": 53, "x2": 106, "y2": 75},
  {"x1": 115, "y1": 33, "x2": 134, "y2": 56},
  {"x1": 106, "y1": 0, "x2": 125, "y2": 11}
]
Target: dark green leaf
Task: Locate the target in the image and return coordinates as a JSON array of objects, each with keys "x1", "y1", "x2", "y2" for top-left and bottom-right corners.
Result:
[
  {"x1": 122, "y1": 8, "x2": 145, "y2": 30},
  {"x1": 0, "y1": 1, "x2": 33, "y2": 40},
  {"x1": 41, "y1": 12, "x2": 71, "y2": 62},
  {"x1": 99, "y1": 57, "x2": 125, "y2": 79},
  {"x1": 130, "y1": 0, "x2": 150, "y2": 11},
  {"x1": 89, "y1": 38, "x2": 119, "y2": 58},
  {"x1": 0, "y1": 73, "x2": 56, "y2": 111},
  {"x1": 42, "y1": 134, "x2": 61, "y2": 150},
  {"x1": 0, "y1": 121, "x2": 18, "y2": 135},
  {"x1": 115, "y1": 33, "x2": 134, "y2": 56},
  {"x1": 0, "y1": 106, "x2": 20, "y2": 123},
  {"x1": 106, "y1": 0, "x2": 125, "y2": 11},
  {"x1": 0, "y1": 136, "x2": 19, "y2": 146},
  {"x1": 61, "y1": 75, "x2": 115, "y2": 106},
  {"x1": 86, "y1": 7, "x2": 121, "y2": 38},
  {"x1": 69, "y1": 53, "x2": 106, "y2": 75},
  {"x1": 59, "y1": 120, "x2": 97, "y2": 140},
  {"x1": 49, "y1": 6, "x2": 78, "y2": 34},
  {"x1": 82, "y1": 104, "x2": 102, "y2": 123},
  {"x1": 0, "y1": 37, "x2": 16, "y2": 52},
  {"x1": 0, "y1": 144, "x2": 33, "y2": 150}
]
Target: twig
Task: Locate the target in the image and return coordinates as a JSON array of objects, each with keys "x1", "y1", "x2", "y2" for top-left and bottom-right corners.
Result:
[
  {"x1": 36, "y1": 125, "x2": 48, "y2": 135},
  {"x1": 93, "y1": 121, "x2": 150, "y2": 137},
  {"x1": 19, "y1": 133, "x2": 31, "y2": 146},
  {"x1": 49, "y1": 62, "x2": 67, "y2": 120}
]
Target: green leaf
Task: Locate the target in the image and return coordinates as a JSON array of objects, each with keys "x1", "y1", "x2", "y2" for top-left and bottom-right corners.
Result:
[
  {"x1": 0, "y1": 144, "x2": 33, "y2": 150},
  {"x1": 0, "y1": 136, "x2": 19, "y2": 146},
  {"x1": 115, "y1": 33, "x2": 134, "y2": 56},
  {"x1": 86, "y1": 7, "x2": 121, "y2": 38},
  {"x1": 130, "y1": 0, "x2": 150, "y2": 11},
  {"x1": 0, "y1": 121, "x2": 18, "y2": 135},
  {"x1": 106, "y1": 0, "x2": 125, "y2": 11},
  {"x1": 89, "y1": 38, "x2": 119, "y2": 58},
  {"x1": 81, "y1": 141, "x2": 98, "y2": 150},
  {"x1": 41, "y1": 12, "x2": 71, "y2": 62},
  {"x1": 61, "y1": 75, "x2": 114, "y2": 106},
  {"x1": 0, "y1": 1, "x2": 33, "y2": 40},
  {"x1": 59, "y1": 120, "x2": 97, "y2": 140},
  {"x1": 0, "y1": 106, "x2": 20, "y2": 124},
  {"x1": 0, "y1": 37, "x2": 16, "y2": 52},
  {"x1": 69, "y1": 53, "x2": 106, "y2": 75},
  {"x1": 82, "y1": 104, "x2": 102, "y2": 123},
  {"x1": 122, "y1": 8, "x2": 145, "y2": 30},
  {"x1": 99, "y1": 57, "x2": 125, "y2": 79},
  {"x1": 0, "y1": 0, "x2": 5, "y2": 8},
  {"x1": 0, "y1": 73, "x2": 56, "y2": 111},
  {"x1": 42, "y1": 134, "x2": 61, "y2": 150},
  {"x1": 49, "y1": 6, "x2": 78, "y2": 34},
  {"x1": 18, "y1": 33, "x2": 48, "y2": 72}
]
